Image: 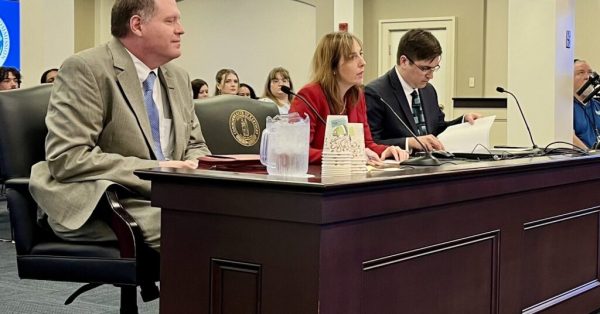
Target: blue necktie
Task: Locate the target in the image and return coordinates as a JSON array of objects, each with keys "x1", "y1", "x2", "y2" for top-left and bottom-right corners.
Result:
[
  {"x1": 143, "y1": 72, "x2": 165, "y2": 160},
  {"x1": 411, "y1": 90, "x2": 427, "y2": 136}
]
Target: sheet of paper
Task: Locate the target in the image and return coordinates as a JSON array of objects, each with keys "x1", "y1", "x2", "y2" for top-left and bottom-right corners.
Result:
[{"x1": 437, "y1": 115, "x2": 496, "y2": 153}]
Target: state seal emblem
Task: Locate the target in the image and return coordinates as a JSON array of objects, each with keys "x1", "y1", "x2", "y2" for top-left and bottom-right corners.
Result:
[
  {"x1": 229, "y1": 109, "x2": 260, "y2": 147},
  {"x1": 0, "y1": 18, "x2": 9, "y2": 66}
]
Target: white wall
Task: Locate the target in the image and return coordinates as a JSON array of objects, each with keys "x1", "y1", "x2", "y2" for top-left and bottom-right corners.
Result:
[
  {"x1": 94, "y1": 0, "x2": 114, "y2": 46},
  {"x1": 575, "y1": 0, "x2": 600, "y2": 68},
  {"x1": 507, "y1": 0, "x2": 574, "y2": 146},
  {"x1": 175, "y1": 0, "x2": 316, "y2": 96},
  {"x1": 483, "y1": 0, "x2": 508, "y2": 97},
  {"x1": 20, "y1": 0, "x2": 74, "y2": 87},
  {"x1": 92, "y1": 0, "x2": 316, "y2": 96},
  {"x1": 335, "y1": 0, "x2": 362, "y2": 38}
]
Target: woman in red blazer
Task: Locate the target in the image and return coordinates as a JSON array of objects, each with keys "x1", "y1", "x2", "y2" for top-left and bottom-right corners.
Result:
[{"x1": 290, "y1": 32, "x2": 409, "y2": 164}]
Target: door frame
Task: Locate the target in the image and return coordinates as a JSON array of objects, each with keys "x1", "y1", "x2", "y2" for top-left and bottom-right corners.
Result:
[{"x1": 378, "y1": 17, "x2": 456, "y2": 117}]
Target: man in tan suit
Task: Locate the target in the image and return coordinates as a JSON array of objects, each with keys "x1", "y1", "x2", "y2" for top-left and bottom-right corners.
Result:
[{"x1": 29, "y1": 0, "x2": 209, "y2": 251}]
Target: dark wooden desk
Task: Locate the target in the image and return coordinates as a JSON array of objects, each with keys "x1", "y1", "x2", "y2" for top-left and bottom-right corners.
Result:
[{"x1": 137, "y1": 155, "x2": 600, "y2": 314}]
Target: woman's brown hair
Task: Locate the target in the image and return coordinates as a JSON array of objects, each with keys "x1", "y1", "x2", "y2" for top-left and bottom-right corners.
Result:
[{"x1": 311, "y1": 32, "x2": 362, "y2": 114}]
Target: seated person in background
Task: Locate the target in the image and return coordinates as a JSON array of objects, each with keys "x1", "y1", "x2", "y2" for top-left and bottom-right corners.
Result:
[
  {"x1": 191, "y1": 78, "x2": 209, "y2": 99},
  {"x1": 238, "y1": 83, "x2": 258, "y2": 99},
  {"x1": 29, "y1": 0, "x2": 211, "y2": 252},
  {"x1": 365, "y1": 29, "x2": 480, "y2": 152},
  {"x1": 260, "y1": 67, "x2": 294, "y2": 114},
  {"x1": 573, "y1": 59, "x2": 600, "y2": 149},
  {"x1": 214, "y1": 68, "x2": 239, "y2": 96},
  {"x1": 290, "y1": 31, "x2": 408, "y2": 164},
  {"x1": 40, "y1": 68, "x2": 59, "y2": 84},
  {"x1": 0, "y1": 66, "x2": 21, "y2": 90}
]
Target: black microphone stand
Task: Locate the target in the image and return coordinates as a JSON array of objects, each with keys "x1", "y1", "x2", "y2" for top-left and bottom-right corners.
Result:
[
  {"x1": 280, "y1": 86, "x2": 326, "y2": 125},
  {"x1": 496, "y1": 87, "x2": 543, "y2": 156}
]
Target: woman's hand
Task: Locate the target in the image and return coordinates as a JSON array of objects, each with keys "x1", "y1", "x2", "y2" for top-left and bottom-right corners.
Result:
[
  {"x1": 365, "y1": 148, "x2": 383, "y2": 166},
  {"x1": 381, "y1": 145, "x2": 409, "y2": 162}
]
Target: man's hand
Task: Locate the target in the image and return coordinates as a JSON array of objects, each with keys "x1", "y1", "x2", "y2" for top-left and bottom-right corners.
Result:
[
  {"x1": 464, "y1": 113, "x2": 482, "y2": 124},
  {"x1": 408, "y1": 135, "x2": 444, "y2": 151},
  {"x1": 158, "y1": 160, "x2": 198, "y2": 169}
]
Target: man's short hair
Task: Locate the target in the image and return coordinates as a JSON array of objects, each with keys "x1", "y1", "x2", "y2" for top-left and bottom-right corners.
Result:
[
  {"x1": 0, "y1": 66, "x2": 21, "y2": 87},
  {"x1": 111, "y1": 0, "x2": 156, "y2": 38},
  {"x1": 396, "y1": 29, "x2": 442, "y2": 64}
]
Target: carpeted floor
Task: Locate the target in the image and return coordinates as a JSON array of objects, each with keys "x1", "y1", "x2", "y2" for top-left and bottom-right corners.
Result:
[{"x1": 0, "y1": 198, "x2": 159, "y2": 313}]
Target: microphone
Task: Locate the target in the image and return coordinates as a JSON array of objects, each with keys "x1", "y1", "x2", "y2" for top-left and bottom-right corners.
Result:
[
  {"x1": 583, "y1": 85, "x2": 600, "y2": 103},
  {"x1": 576, "y1": 72, "x2": 600, "y2": 102},
  {"x1": 364, "y1": 89, "x2": 441, "y2": 166},
  {"x1": 496, "y1": 86, "x2": 542, "y2": 154},
  {"x1": 280, "y1": 86, "x2": 326, "y2": 125}
]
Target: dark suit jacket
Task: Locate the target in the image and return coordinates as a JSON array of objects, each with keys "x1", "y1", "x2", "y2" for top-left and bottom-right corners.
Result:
[{"x1": 365, "y1": 68, "x2": 462, "y2": 149}]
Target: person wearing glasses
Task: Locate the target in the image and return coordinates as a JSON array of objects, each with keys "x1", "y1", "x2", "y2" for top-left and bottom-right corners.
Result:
[
  {"x1": 0, "y1": 66, "x2": 21, "y2": 90},
  {"x1": 365, "y1": 29, "x2": 480, "y2": 151},
  {"x1": 260, "y1": 67, "x2": 294, "y2": 114}
]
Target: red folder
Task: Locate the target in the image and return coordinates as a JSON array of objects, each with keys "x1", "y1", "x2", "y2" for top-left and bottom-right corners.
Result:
[{"x1": 197, "y1": 154, "x2": 266, "y2": 172}]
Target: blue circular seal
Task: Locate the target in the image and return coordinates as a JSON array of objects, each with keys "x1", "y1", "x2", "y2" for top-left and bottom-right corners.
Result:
[{"x1": 0, "y1": 17, "x2": 9, "y2": 66}]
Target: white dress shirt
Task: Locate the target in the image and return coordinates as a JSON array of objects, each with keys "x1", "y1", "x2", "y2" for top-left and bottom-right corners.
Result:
[{"x1": 126, "y1": 49, "x2": 174, "y2": 160}]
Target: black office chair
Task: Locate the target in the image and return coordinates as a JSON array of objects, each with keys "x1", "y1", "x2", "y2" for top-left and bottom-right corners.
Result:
[
  {"x1": 0, "y1": 149, "x2": 8, "y2": 242},
  {"x1": 0, "y1": 85, "x2": 159, "y2": 314},
  {"x1": 194, "y1": 95, "x2": 279, "y2": 154}
]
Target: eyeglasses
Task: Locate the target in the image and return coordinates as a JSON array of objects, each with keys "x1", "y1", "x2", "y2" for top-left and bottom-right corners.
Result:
[{"x1": 404, "y1": 55, "x2": 441, "y2": 73}]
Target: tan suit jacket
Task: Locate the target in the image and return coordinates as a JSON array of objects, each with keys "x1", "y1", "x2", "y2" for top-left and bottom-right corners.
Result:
[{"x1": 30, "y1": 38, "x2": 210, "y2": 230}]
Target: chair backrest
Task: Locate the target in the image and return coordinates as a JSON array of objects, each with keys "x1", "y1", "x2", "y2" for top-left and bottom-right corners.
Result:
[
  {"x1": 0, "y1": 84, "x2": 52, "y2": 179},
  {"x1": 194, "y1": 95, "x2": 279, "y2": 154}
]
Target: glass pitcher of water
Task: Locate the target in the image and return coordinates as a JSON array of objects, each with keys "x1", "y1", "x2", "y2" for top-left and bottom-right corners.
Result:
[{"x1": 260, "y1": 112, "x2": 309, "y2": 176}]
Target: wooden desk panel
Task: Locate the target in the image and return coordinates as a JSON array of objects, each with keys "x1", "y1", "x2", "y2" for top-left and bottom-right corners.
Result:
[{"x1": 137, "y1": 155, "x2": 600, "y2": 314}]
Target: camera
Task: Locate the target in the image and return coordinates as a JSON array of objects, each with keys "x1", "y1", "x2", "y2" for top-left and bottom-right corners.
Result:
[{"x1": 576, "y1": 71, "x2": 600, "y2": 103}]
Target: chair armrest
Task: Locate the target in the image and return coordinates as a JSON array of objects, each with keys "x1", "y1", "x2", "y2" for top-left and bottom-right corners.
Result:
[
  {"x1": 6, "y1": 177, "x2": 30, "y2": 190},
  {"x1": 103, "y1": 186, "x2": 145, "y2": 259},
  {"x1": 5, "y1": 177, "x2": 38, "y2": 254}
]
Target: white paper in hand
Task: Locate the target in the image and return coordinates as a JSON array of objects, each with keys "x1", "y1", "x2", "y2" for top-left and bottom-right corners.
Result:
[{"x1": 437, "y1": 115, "x2": 496, "y2": 153}]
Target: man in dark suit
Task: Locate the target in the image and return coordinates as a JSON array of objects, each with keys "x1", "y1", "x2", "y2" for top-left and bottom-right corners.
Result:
[{"x1": 365, "y1": 29, "x2": 480, "y2": 151}]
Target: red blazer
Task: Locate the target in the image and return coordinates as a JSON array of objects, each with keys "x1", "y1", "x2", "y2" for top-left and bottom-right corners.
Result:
[{"x1": 290, "y1": 83, "x2": 388, "y2": 164}]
